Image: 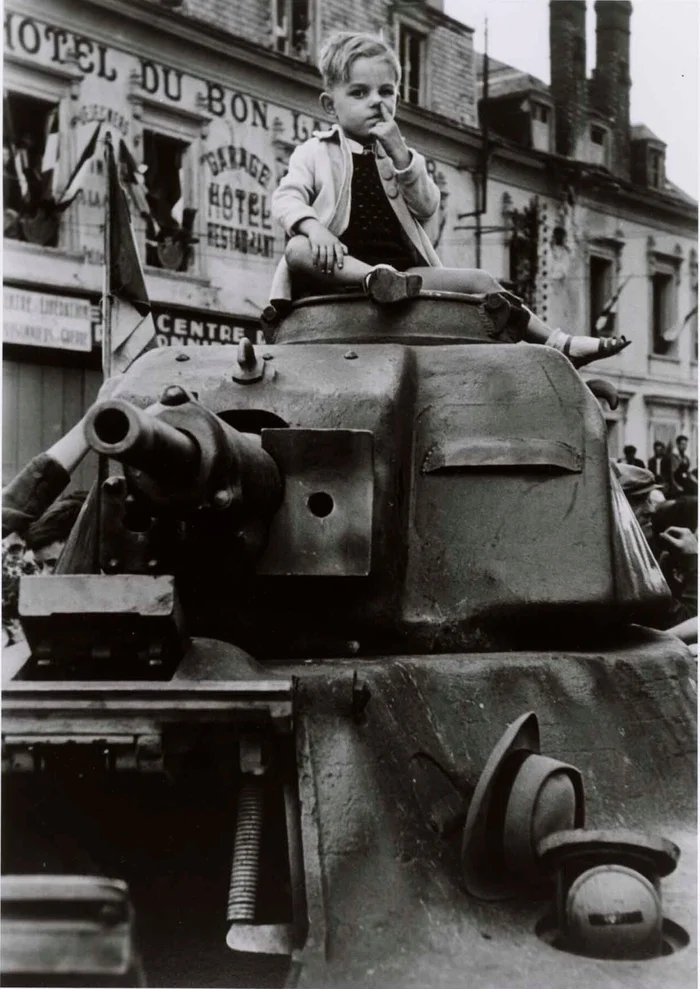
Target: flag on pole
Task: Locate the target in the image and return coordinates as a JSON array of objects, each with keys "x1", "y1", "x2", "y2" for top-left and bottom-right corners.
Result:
[
  {"x1": 56, "y1": 122, "x2": 101, "y2": 209},
  {"x1": 594, "y1": 274, "x2": 631, "y2": 336},
  {"x1": 3, "y1": 93, "x2": 30, "y2": 202},
  {"x1": 41, "y1": 107, "x2": 60, "y2": 202},
  {"x1": 106, "y1": 137, "x2": 157, "y2": 373},
  {"x1": 170, "y1": 157, "x2": 184, "y2": 226},
  {"x1": 662, "y1": 304, "x2": 699, "y2": 344},
  {"x1": 118, "y1": 138, "x2": 158, "y2": 234}
]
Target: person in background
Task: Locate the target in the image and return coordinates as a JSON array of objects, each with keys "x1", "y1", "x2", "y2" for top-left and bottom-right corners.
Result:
[
  {"x1": 661, "y1": 435, "x2": 692, "y2": 498},
  {"x1": 647, "y1": 440, "x2": 667, "y2": 486},
  {"x1": 649, "y1": 496, "x2": 698, "y2": 627},
  {"x1": 620, "y1": 445, "x2": 645, "y2": 469},
  {"x1": 615, "y1": 464, "x2": 664, "y2": 543},
  {"x1": 2, "y1": 412, "x2": 93, "y2": 539},
  {"x1": 24, "y1": 491, "x2": 88, "y2": 574}
]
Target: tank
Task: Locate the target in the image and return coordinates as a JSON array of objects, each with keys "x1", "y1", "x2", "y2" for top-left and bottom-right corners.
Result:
[{"x1": 2, "y1": 292, "x2": 695, "y2": 989}]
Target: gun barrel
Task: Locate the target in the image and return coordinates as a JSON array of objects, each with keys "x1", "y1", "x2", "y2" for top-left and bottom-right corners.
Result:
[{"x1": 84, "y1": 400, "x2": 200, "y2": 480}]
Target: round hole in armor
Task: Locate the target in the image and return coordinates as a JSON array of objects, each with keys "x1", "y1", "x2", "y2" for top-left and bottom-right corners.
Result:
[
  {"x1": 94, "y1": 408, "x2": 130, "y2": 445},
  {"x1": 123, "y1": 503, "x2": 153, "y2": 534},
  {"x1": 307, "y1": 492, "x2": 334, "y2": 518}
]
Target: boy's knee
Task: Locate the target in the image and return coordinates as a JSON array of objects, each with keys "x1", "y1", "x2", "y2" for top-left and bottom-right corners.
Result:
[{"x1": 285, "y1": 236, "x2": 311, "y2": 271}]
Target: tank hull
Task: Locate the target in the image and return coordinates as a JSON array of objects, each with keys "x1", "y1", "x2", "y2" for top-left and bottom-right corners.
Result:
[{"x1": 3, "y1": 632, "x2": 695, "y2": 988}]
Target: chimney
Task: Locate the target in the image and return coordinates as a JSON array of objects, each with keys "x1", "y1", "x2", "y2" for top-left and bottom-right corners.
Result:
[
  {"x1": 592, "y1": 1, "x2": 632, "y2": 177},
  {"x1": 549, "y1": 1, "x2": 587, "y2": 159}
]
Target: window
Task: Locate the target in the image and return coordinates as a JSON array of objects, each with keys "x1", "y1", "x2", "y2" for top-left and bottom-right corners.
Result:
[
  {"x1": 531, "y1": 101, "x2": 552, "y2": 152},
  {"x1": 652, "y1": 271, "x2": 675, "y2": 356},
  {"x1": 398, "y1": 24, "x2": 424, "y2": 106},
  {"x1": 273, "y1": 0, "x2": 312, "y2": 61},
  {"x1": 3, "y1": 91, "x2": 60, "y2": 247},
  {"x1": 649, "y1": 149, "x2": 663, "y2": 190},
  {"x1": 589, "y1": 256, "x2": 614, "y2": 337},
  {"x1": 651, "y1": 420, "x2": 676, "y2": 452},
  {"x1": 588, "y1": 124, "x2": 609, "y2": 167},
  {"x1": 142, "y1": 130, "x2": 194, "y2": 272}
]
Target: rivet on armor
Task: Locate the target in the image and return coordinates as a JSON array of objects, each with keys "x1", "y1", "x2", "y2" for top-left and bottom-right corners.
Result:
[{"x1": 159, "y1": 385, "x2": 190, "y2": 406}]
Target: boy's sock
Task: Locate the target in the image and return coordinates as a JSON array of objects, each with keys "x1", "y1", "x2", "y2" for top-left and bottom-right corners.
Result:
[{"x1": 363, "y1": 264, "x2": 423, "y2": 305}]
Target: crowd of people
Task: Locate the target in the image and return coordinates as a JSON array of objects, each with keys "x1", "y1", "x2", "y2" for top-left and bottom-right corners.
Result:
[
  {"x1": 614, "y1": 440, "x2": 697, "y2": 646},
  {"x1": 620, "y1": 435, "x2": 697, "y2": 499}
]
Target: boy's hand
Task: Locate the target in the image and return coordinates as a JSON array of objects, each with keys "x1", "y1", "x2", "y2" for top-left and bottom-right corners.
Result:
[
  {"x1": 368, "y1": 102, "x2": 411, "y2": 170},
  {"x1": 296, "y1": 218, "x2": 348, "y2": 274}
]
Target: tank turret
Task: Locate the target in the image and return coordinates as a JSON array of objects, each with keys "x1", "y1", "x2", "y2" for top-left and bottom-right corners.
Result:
[{"x1": 62, "y1": 296, "x2": 668, "y2": 658}]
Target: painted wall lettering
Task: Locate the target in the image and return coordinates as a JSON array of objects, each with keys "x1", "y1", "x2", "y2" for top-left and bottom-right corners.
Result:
[
  {"x1": 202, "y1": 145, "x2": 272, "y2": 188},
  {"x1": 203, "y1": 83, "x2": 269, "y2": 129},
  {"x1": 139, "y1": 60, "x2": 182, "y2": 101},
  {"x1": 5, "y1": 14, "x2": 118, "y2": 78}
]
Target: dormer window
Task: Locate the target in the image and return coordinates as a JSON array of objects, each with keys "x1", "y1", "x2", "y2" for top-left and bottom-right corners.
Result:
[
  {"x1": 649, "y1": 149, "x2": 664, "y2": 189},
  {"x1": 398, "y1": 23, "x2": 425, "y2": 106},
  {"x1": 589, "y1": 123, "x2": 609, "y2": 167},
  {"x1": 272, "y1": 0, "x2": 312, "y2": 61},
  {"x1": 531, "y1": 101, "x2": 552, "y2": 152}
]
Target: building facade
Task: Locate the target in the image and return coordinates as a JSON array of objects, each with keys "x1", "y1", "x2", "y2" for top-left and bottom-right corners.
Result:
[{"x1": 3, "y1": 0, "x2": 697, "y2": 485}]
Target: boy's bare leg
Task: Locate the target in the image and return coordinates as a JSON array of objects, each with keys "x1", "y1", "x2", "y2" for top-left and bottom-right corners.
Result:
[
  {"x1": 286, "y1": 236, "x2": 422, "y2": 302},
  {"x1": 415, "y1": 267, "x2": 630, "y2": 366},
  {"x1": 286, "y1": 235, "x2": 371, "y2": 286}
]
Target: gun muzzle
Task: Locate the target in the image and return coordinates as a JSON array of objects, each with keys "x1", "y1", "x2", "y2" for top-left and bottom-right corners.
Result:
[{"x1": 85, "y1": 400, "x2": 200, "y2": 481}]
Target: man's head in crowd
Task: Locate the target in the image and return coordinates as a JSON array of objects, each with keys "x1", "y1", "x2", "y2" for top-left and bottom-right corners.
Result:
[
  {"x1": 623, "y1": 445, "x2": 639, "y2": 464},
  {"x1": 653, "y1": 441, "x2": 666, "y2": 457},
  {"x1": 677, "y1": 435, "x2": 688, "y2": 456},
  {"x1": 617, "y1": 464, "x2": 662, "y2": 539},
  {"x1": 24, "y1": 491, "x2": 87, "y2": 574}
]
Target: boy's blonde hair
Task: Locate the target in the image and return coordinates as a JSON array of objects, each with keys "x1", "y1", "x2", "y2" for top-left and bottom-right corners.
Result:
[{"x1": 318, "y1": 32, "x2": 401, "y2": 89}]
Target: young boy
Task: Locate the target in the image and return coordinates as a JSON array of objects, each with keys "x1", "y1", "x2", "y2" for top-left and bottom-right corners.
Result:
[{"x1": 269, "y1": 31, "x2": 630, "y2": 369}]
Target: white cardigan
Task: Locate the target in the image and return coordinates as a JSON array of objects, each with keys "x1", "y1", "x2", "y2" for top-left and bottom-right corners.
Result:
[{"x1": 269, "y1": 124, "x2": 442, "y2": 301}]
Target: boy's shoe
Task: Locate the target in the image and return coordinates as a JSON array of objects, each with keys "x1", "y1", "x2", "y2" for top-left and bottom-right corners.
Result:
[
  {"x1": 363, "y1": 264, "x2": 423, "y2": 304},
  {"x1": 564, "y1": 334, "x2": 631, "y2": 369},
  {"x1": 546, "y1": 329, "x2": 631, "y2": 369}
]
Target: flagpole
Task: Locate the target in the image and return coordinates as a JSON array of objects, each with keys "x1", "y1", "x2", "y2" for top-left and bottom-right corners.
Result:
[{"x1": 102, "y1": 131, "x2": 114, "y2": 379}]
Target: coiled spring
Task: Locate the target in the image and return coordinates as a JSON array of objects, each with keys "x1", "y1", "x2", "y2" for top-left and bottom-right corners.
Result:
[{"x1": 227, "y1": 778, "x2": 264, "y2": 922}]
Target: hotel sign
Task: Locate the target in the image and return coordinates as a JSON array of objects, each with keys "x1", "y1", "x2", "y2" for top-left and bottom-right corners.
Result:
[{"x1": 3, "y1": 288, "x2": 92, "y2": 352}]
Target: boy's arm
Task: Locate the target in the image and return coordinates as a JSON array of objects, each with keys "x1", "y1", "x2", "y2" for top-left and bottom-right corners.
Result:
[
  {"x1": 370, "y1": 103, "x2": 440, "y2": 221},
  {"x1": 271, "y1": 141, "x2": 323, "y2": 236},
  {"x1": 393, "y1": 149, "x2": 441, "y2": 220}
]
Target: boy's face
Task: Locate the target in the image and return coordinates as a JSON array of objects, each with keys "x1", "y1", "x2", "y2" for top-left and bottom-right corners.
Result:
[{"x1": 321, "y1": 55, "x2": 399, "y2": 143}]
